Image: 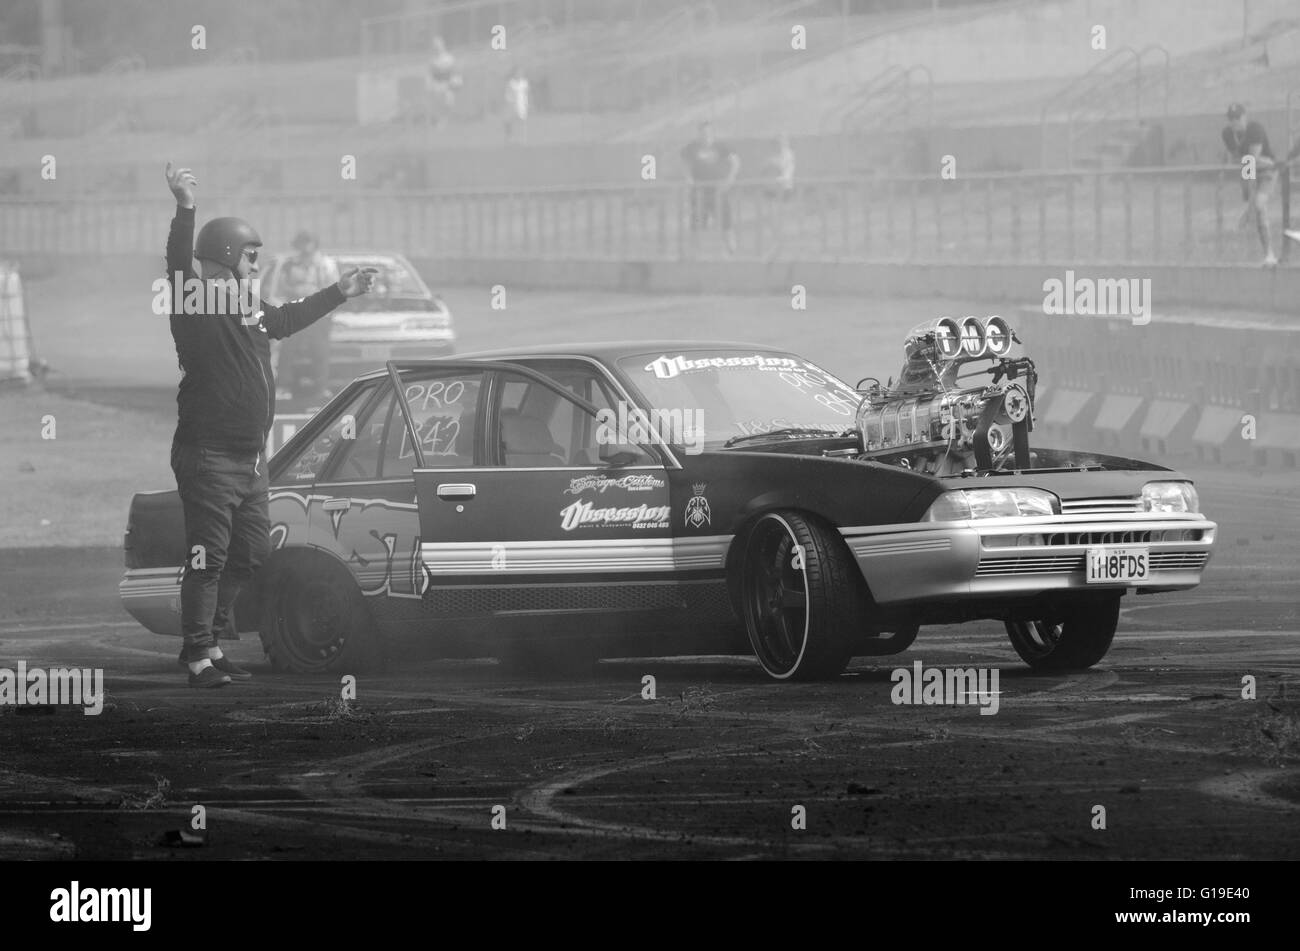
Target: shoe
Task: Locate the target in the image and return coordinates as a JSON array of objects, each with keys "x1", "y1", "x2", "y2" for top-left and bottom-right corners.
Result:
[
  {"x1": 188, "y1": 666, "x2": 232, "y2": 688},
  {"x1": 1284, "y1": 229, "x2": 1300, "y2": 243},
  {"x1": 1264, "y1": 252, "x2": 1279, "y2": 266},
  {"x1": 211, "y1": 655, "x2": 252, "y2": 681}
]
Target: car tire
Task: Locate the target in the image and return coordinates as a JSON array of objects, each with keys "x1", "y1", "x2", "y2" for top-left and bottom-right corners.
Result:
[
  {"x1": 1004, "y1": 595, "x2": 1121, "y2": 671},
  {"x1": 739, "y1": 511, "x2": 860, "y2": 681},
  {"x1": 260, "y1": 556, "x2": 383, "y2": 674}
]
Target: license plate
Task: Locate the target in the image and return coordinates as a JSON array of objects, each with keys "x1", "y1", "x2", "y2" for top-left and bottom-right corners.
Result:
[
  {"x1": 1086, "y1": 546, "x2": 1149, "y2": 583},
  {"x1": 360, "y1": 345, "x2": 390, "y2": 362}
]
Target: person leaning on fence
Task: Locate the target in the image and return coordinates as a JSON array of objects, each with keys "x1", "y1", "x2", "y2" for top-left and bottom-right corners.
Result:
[
  {"x1": 163, "y1": 162, "x2": 376, "y2": 687},
  {"x1": 1221, "y1": 103, "x2": 1279, "y2": 266},
  {"x1": 681, "y1": 120, "x2": 741, "y2": 255}
]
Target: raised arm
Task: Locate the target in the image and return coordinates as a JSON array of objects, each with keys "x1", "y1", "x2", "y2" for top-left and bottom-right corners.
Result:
[{"x1": 164, "y1": 162, "x2": 198, "y2": 282}]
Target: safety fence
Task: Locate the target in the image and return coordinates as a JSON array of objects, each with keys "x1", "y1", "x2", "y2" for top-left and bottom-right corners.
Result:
[
  {"x1": 0, "y1": 165, "x2": 1289, "y2": 266},
  {"x1": 1019, "y1": 308, "x2": 1300, "y2": 466}
]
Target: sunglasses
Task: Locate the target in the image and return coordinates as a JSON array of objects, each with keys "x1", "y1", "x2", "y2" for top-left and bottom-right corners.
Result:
[{"x1": 241, "y1": 248, "x2": 260, "y2": 264}]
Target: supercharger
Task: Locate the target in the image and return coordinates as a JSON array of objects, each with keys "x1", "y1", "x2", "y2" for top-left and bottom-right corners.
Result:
[{"x1": 856, "y1": 316, "x2": 1038, "y2": 476}]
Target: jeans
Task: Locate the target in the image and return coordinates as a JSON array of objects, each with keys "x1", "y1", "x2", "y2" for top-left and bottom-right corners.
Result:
[{"x1": 171, "y1": 439, "x2": 270, "y2": 663}]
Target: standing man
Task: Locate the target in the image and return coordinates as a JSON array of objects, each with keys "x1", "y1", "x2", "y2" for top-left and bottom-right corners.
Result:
[
  {"x1": 681, "y1": 120, "x2": 741, "y2": 255},
  {"x1": 280, "y1": 230, "x2": 340, "y2": 401},
  {"x1": 503, "y1": 65, "x2": 530, "y2": 143},
  {"x1": 164, "y1": 163, "x2": 375, "y2": 687},
  {"x1": 762, "y1": 132, "x2": 796, "y2": 259},
  {"x1": 426, "y1": 36, "x2": 461, "y2": 128},
  {"x1": 1221, "y1": 103, "x2": 1278, "y2": 266}
]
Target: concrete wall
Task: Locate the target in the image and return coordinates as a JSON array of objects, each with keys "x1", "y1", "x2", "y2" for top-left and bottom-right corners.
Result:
[
  {"x1": 407, "y1": 256, "x2": 1300, "y2": 314},
  {"x1": 665, "y1": 0, "x2": 1300, "y2": 138}
]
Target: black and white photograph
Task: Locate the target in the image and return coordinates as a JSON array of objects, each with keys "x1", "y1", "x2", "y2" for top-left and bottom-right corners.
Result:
[{"x1": 0, "y1": 0, "x2": 1294, "y2": 917}]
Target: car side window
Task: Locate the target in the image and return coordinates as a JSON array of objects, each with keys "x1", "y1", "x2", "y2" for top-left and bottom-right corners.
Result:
[
  {"x1": 382, "y1": 371, "x2": 484, "y2": 473},
  {"x1": 495, "y1": 363, "x2": 655, "y2": 468},
  {"x1": 280, "y1": 385, "x2": 376, "y2": 483},
  {"x1": 319, "y1": 389, "x2": 391, "y2": 482}
]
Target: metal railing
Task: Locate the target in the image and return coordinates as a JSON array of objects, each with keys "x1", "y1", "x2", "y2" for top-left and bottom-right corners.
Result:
[
  {"x1": 830, "y1": 63, "x2": 932, "y2": 135},
  {"x1": 1039, "y1": 45, "x2": 1170, "y2": 169},
  {"x1": 0, "y1": 165, "x2": 1283, "y2": 266}
]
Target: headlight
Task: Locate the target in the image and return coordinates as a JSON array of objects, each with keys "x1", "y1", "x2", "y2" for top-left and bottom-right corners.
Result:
[
  {"x1": 1142, "y1": 481, "x2": 1198, "y2": 514},
  {"x1": 924, "y1": 487, "x2": 1060, "y2": 521}
]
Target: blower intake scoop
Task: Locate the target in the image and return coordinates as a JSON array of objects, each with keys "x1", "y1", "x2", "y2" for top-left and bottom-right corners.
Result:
[{"x1": 856, "y1": 316, "x2": 1038, "y2": 475}]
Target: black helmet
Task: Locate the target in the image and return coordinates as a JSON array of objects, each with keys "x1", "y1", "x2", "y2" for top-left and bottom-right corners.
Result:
[{"x1": 195, "y1": 217, "x2": 262, "y2": 269}]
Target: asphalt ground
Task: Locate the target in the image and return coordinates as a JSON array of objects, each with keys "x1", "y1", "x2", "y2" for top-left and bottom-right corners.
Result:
[{"x1": 0, "y1": 465, "x2": 1295, "y2": 861}]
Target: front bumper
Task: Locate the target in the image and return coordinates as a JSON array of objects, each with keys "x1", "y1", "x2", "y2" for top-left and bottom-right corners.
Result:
[{"x1": 841, "y1": 513, "x2": 1216, "y2": 605}]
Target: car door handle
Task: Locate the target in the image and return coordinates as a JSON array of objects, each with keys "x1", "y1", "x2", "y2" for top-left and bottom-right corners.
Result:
[
  {"x1": 437, "y1": 483, "x2": 477, "y2": 501},
  {"x1": 322, "y1": 498, "x2": 351, "y2": 512}
]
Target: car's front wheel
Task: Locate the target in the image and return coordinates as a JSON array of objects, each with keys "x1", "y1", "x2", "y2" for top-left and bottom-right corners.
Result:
[
  {"x1": 739, "y1": 511, "x2": 861, "y2": 680},
  {"x1": 1004, "y1": 595, "x2": 1121, "y2": 671},
  {"x1": 260, "y1": 556, "x2": 382, "y2": 674}
]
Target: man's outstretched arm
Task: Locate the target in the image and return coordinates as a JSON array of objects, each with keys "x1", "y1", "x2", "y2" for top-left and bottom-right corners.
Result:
[{"x1": 260, "y1": 266, "x2": 375, "y2": 340}]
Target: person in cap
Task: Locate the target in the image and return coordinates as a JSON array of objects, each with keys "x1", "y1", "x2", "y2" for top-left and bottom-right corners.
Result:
[
  {"x1": 163, "y1": 162, "x2": 375, "y2": 687},
  {"x1": 281, "y1": 230, "x2": 340, "y2": 400},
  {"x1": 1221, "y1": 103, "x2": 1279, "y2": 266}
]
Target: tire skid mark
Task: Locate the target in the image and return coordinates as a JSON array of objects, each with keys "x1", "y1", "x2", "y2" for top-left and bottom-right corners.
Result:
[{"x1": 1198, "y1": 770, "x2": 1300, "y2": 812}]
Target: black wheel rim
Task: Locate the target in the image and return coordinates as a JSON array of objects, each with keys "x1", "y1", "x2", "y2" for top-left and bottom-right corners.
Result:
[
  {"x1": 278, "y1": 578, "x2": 350, "y2": 671},
  {"x1": 1007, "y1": 618, "x2": 1064, "y2": 662},
  {"x1": 743, "y1": 517, "x2": 809, "y2": 676}
]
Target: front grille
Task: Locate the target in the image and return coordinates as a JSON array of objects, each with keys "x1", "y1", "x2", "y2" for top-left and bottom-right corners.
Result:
[
  {"x1": 1148, "y1": 552, "x2": 1210, "y2": 570},
  {"x1": 976, "y1": 550, "x2": 1209, "y2": 577},
  {"x1": 1047, "y1": 529, "x2": 1152, "y2": 545},
  {"x1": 982, "y1": 528, "x2": 1204, "y2": 548},
  {"x1": 976, "y1": 555, "x2": 1084, "y2": 576},
  {"x1": 1060, "y1": 497, "x2": 1142, "y2": 515}
]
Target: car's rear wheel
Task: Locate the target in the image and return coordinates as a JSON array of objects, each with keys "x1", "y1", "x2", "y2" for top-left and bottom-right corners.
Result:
[
  {"x1": 260, "y1": 557, "x2": 382, "y2": 674},
  {"x1": 740, "y1": 511, "x2": 860, "y2": 680},
  {"x1": 1004, "y1": 595, "x2": 1121, "y2": 671}
]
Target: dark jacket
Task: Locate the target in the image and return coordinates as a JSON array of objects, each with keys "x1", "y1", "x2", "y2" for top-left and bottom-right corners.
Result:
[{"x1": 166, "y1": 206, "x2": 345, "y2": 452}]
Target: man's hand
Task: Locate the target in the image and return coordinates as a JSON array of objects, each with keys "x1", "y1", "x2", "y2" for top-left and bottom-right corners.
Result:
[
  {"x1": 165, "y1": 162, "x2": 197, "y2": 209},
  {"x1": 337, "y1": 266, "x2": 378, "y2": 299}
]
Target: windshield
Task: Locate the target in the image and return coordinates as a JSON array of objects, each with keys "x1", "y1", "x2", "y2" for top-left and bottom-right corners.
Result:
[
  {"x1": 617, "y1": 349, "x2": 861, "y2": 449},
  {"x1": 333, "y1": 257, "x2": 433, "y2": 313},
  {"x1": 268, "y1": 255, "x2": 435, "y2": 312}
]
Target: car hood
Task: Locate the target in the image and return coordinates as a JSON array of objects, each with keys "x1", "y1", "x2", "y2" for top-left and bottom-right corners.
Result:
[{"x1": 724, "y1": 440, "x2": 1183, "y2": 503}]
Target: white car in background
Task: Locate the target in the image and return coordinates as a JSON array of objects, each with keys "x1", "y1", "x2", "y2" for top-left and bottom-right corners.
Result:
[{"x1": 261, "y1": 251, "x2": 456, "y2": 398}]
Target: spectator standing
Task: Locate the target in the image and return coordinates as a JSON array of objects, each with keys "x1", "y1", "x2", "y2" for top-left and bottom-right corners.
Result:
[
  {"x1": 1221, "y1": 103, "x2": 1278, "y2": 266},
  {"x1": 280, "y1": 231, "x2": 340, "y2": 400},
  {"x1": 766, "y1": 132, "x2": 796, "y2": 199},
  {"x1": 426, "y1": 36, "x2": 462, "y2": 128},
  {"x1": 761, "y1": 133, "x2": 796, "y2": 258},
  {"x1": 504, "y1": 66, "x2": 530, "y2": 143},
  {"x1": 681, "y1": 120, "x2": 741, "y2": 255}
]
